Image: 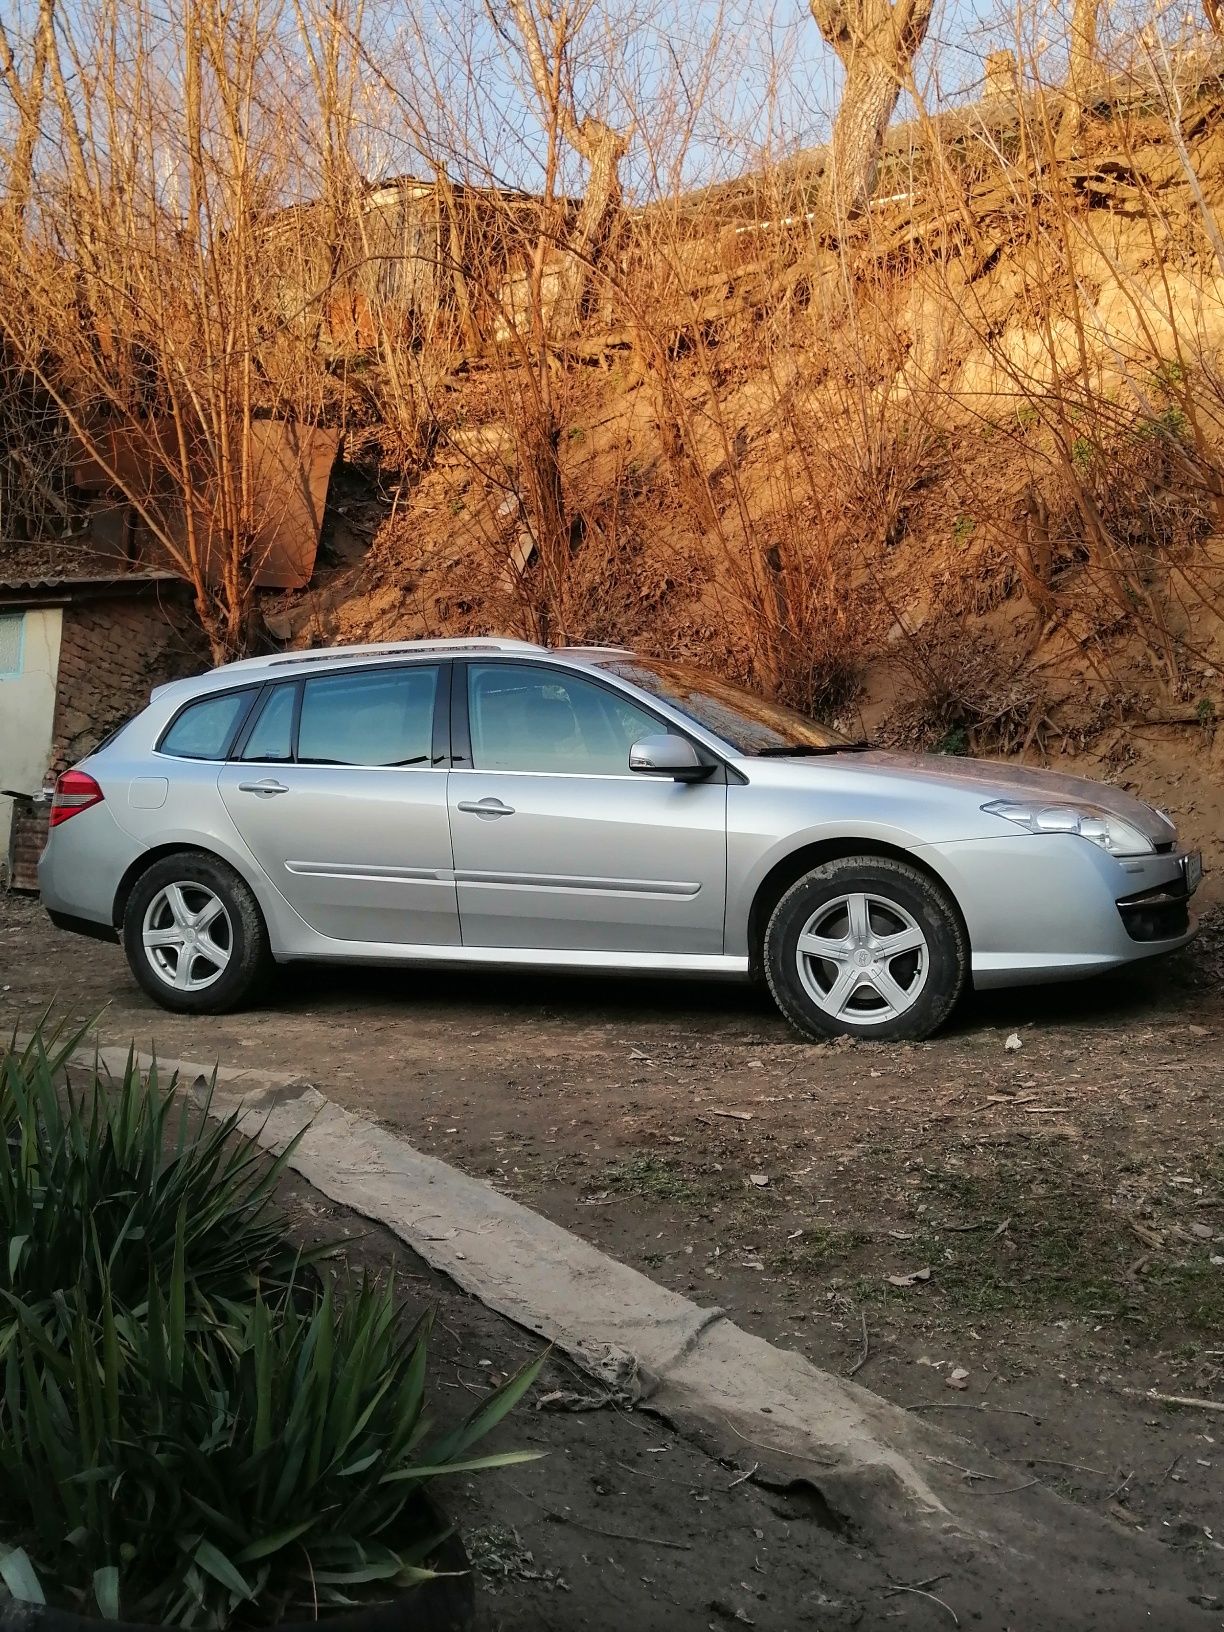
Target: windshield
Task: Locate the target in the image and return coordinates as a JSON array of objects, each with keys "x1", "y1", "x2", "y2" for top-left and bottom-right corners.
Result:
[{"x1": 599, "y1": 658, "x2": 855, "y2": 755}]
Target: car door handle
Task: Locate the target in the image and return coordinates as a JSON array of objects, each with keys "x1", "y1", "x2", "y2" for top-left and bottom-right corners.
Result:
[
  {"x1": 457, "y1": 797, "x2": 515, "y2": 818},
  {"x1": 237, "y1": 779, "x2": 290, "y2": 796}
]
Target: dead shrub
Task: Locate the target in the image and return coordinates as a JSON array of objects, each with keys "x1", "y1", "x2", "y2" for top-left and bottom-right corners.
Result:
[{"x1": 882, "y1": 627, "x2": 1043, "y2": 755}]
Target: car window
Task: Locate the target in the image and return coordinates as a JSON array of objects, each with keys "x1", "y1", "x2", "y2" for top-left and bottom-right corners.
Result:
[
  {"x1": 241, "y1": 683, "x2": 296, "y2": 762},
  {"x1": 467, "y1": 664, "x2": 660, "y2": 775},
  {"x1": 160, "y1": 691, "x2": 252, "y2": 760},
  {"x1": 298, "y1": 667, "x2": 438, "y2": 767},
  {"x1": 600, "y1": 658, "x2": 853, "y2": 753}
]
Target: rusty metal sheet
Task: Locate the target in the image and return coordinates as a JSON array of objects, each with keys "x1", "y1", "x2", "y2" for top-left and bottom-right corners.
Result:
[{"x1": 72, "y1": 419, "x2": 339, "y2": 590}]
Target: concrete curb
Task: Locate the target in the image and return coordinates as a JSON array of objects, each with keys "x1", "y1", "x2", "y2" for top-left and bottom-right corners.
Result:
[
  {"x1": 50, "y1": 1040, "x2": 1220, "y2": 1626},
  {"x1": 81, "y1": 1046, "x2": 948, "y2": 1527}
]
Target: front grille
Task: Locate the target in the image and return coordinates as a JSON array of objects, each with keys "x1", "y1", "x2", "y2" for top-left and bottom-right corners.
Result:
[{"x1": 1116, "y1": 878, "x2": 1190, "y2": 943}]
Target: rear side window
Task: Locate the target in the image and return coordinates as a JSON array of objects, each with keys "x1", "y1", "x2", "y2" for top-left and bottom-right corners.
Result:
[
  {"x1": 159, "y1": 691, "x2": 252, "y2": 760},
  {"x1": 298, "y1": 667, "x2": 438, "y2": 767},
  {"x1": 241, "y1": 683, "x2": 296, "y2": 762}
]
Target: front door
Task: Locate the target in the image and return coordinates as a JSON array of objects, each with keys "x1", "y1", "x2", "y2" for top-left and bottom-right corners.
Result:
[
  {"x1": 448, "y1": 660, "x2": 727, "y2": 953},
  {"x1": 219, "y1": 663, "x2": 459, "y2": 945}
]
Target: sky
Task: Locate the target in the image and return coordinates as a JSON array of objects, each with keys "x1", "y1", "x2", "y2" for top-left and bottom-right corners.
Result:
[
  {"x1": 354, "y1": 0, "x2": 1029, "y2": 197},
  {"x1": 0, "y1": 0, "x2": 1176, "y2": 203}
]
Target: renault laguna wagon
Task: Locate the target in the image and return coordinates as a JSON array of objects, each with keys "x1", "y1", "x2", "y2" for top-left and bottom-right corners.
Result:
[{"x1": 39, "y1": 637, "x2": 1200, "y2": 1041}]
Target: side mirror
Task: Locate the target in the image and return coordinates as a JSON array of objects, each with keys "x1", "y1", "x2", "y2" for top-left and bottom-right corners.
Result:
[{"x1": 629, "y1": 734, "x2": 712, "y2": 783}]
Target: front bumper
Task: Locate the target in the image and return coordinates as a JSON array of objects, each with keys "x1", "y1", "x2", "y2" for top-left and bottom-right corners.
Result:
[{"x1": 915, "y1": 833, "x2": 1199, "y2": 989}]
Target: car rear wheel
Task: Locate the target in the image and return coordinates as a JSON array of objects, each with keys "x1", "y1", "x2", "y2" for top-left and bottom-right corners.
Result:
[
  {"x1": 763, "y1": 855, "x2": 967, "y2": 1042},
  {"x1": 123, "y1": 852, "x2": 271, "y2": 1014}
]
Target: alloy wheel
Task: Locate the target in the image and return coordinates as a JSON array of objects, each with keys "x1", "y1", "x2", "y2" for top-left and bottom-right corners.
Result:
[
  {"x1": 794, "y1": 891, "x2": 929, "y2": 1025},
  {"x1": 141, "y1": 882, "x2": 233, "y2": 992}
]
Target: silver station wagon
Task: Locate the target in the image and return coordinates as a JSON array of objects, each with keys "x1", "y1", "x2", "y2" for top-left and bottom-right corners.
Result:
[{"x1": 39, "y1": 637, "x2": 1200, "y2": 1040}]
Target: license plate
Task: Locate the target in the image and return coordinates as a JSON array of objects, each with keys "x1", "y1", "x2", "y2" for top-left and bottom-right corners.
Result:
[{"x1": 1182, "y1": 851, "x2": 1204, "y2": 892}]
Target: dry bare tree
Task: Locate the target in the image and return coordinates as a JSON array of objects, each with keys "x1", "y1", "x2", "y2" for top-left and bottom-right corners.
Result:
[
  {"x1": 808, "y1": 0, "x2": 934, "y2": 223},
  {"x1": 0, "y1": 0, "x2": 63, "y2": 545},
  {"x1": 0, "y1": 0, "x2": 54, "y2": 228},
  {"x1": 1057, "y1": 0, "x2": 1103, "y2": 148},
  {"x1": 497, "y1": 0, "x2": 630, "y2": 337},
  {"x1": 0, "y1": 0, "x2": 340, "y2": 660}
]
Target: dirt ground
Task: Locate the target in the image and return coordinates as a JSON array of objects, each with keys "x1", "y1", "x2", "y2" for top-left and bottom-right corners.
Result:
[
  {"x1": 277, "y1": 1171, "x2": 902, "y2": 1632},
  {"x1": 4, "y1": 890, "x2": 1224, "y2": 1619}
]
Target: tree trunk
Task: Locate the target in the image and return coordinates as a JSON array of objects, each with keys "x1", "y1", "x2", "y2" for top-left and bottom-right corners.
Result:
[
  {"x1": 809, "y1": 0, "x2": 934, "y2": 227},
  {"x1": 504, "y1": 0, "x2": 627, "y2": 339},
  {"x1": 1056, "y1": 0, "x2": 1102, "y2": 152},
  {"x1": 824, "y1": 57, "x2": 908, "y2": 221},
  {"x1": 0, "y1": 0, "x2": 54, "y2": 227},
  {"x1": 550, "y1": 116, "x2": 628, "y2": 335}
]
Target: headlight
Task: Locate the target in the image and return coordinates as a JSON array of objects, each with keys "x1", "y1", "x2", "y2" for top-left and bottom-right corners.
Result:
[{"x1": 982, "y1": 800, "x2": 1155, "y2": 856}]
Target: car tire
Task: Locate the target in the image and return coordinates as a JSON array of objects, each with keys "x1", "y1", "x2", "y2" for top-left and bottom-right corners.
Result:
[
  {"x1": 763, "y1": 855, "x2": 967, "y2": 1042},
  {"x1": 122, "y1": 851, "x2": 272, "y2": 1015}
]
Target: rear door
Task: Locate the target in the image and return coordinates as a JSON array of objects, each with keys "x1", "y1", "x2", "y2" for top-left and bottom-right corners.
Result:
[
  {"x1": 218, "y1": 661, "x2": 459, "y2": 945},
  {"x1": 447, "y1": 660, "x2": 727, "y2": 953}
]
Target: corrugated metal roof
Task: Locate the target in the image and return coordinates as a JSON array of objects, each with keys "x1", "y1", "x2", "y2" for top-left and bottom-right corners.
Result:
[{"x1": 0, "y1": 571, "x2": 185, "y2": 597}]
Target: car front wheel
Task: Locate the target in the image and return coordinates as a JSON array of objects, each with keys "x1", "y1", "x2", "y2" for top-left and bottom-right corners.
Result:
[
  {"x1": 122, "y1": 852, "x2": 271, "y2": 1014},
  {"x1": 763, "y1": 855, "x2": 967, "y2": 1042}
]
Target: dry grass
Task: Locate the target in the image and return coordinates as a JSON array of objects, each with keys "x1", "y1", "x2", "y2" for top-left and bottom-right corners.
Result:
[{"x1": 2, "y1": 0, "x2": 1224, "y2": 752}]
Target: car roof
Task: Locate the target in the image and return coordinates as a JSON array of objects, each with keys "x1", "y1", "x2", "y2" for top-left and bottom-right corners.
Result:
[{"x1": 150, "y1": 639, "x2": 635, "y2": 703}]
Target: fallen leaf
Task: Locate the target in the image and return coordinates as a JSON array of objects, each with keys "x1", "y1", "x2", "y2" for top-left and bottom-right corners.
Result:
[
  {"x1": 1004, "y1": 1032, "x2": 1023, "y2": 1053},
  {"x1": 748, "y1": 1173, "x2": 770, "y2": 1188},
  {"x1": 888, "y1": 1267, "x2": 932, "y2": 1288},
  {"x1": 947, "y1": 1367, "x2": 970, "y2": 1390}
]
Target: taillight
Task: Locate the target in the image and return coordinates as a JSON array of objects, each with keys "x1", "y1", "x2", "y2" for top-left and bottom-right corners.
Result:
[{"x1": 49, "y1": 769, "x2": 105, "y2": 827}]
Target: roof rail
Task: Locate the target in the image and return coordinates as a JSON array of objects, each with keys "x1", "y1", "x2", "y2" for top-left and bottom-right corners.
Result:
[{"x1": 216, "y1": 637, "x2": 545, "y2": 673}]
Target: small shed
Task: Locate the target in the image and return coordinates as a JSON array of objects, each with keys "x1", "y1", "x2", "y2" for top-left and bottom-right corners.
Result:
[{"x1": 0, "y1": 571, "x2": 200, "y2": 891}]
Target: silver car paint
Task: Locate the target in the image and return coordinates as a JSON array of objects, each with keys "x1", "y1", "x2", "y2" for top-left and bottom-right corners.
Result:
[
  {"x1": 218, "y1": 763, "x2": 460, "y2": 945},
  {"x1": 446, "y1": 767, "x2": 727, "y2": 953},
  {"x1": 38, "y1": 643, "x2": 1197, "y2": 988}
]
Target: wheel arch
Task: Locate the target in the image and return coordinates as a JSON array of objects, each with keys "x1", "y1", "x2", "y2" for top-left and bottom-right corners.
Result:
[
  {"x1": 745, "y1": 837, "x2": 970, "y2": 981},
  {"x1": 112, "y1": 841, "x2": 269, "y2": 931}
]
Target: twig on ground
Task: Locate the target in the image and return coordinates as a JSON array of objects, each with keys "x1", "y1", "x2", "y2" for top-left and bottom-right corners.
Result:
[
  {"x1": 548, "y1": 1514, "x2": 693, "y2": 1551},
  {"x1": 849, "y1": 1307, "x2": 869, "y2": 1377},
  {"x1": 986, "y1": 1477, "x2": 1041, "y2": 1495},
  {"x1": 1120, "y1": 1388, "x2": 1224, "y2": 1414},
  {"x1": 907, "y1": 1402, "x2": 1038, "y2": 1419},
  {"x1": 1106, "y1": 1470, "x2": 1134, "y2": 1502},
  {"x1": 921, "y1": 1452, "x2": 1001, "y2": 1482},
  {"x1": 1027, "y1": 1458, "x2": 1108, "y2": 1476},
  {"x1": 884, "y1": 1583, "x2": 961, "y2": 1626},
  {"x1": 728, "y1": 1462, "x2": 759, "y2": 1489},
  {"x1": 507, "y1": 1481, "x2": 694, "y2": 1551},
  {"x1": 612, "y1": 1458, "x2": 706, "y2": 1490}
]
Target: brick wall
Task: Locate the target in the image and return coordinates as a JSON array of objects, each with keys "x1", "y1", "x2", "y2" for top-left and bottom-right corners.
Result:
[
  {"x1": 49, "y1": 595, "x2": 202, "y2": 774},
  {"x1": 6, "y1": 591, "x2": 204, "y2": 891}
]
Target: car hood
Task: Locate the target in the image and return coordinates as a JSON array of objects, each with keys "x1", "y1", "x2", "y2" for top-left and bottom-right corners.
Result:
[{"x1": 771, "y1": 750, "x2": 1176, "y2": 844}]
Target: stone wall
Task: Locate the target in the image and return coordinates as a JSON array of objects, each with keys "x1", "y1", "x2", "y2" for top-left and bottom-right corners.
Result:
[{"x1": 49, "y1": 593, "x2": 201, "y2": 775}]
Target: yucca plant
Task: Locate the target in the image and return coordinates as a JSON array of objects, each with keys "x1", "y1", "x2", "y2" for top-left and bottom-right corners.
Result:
[
  {"x1": 0, "y1": 1229, "x2": 543, "y2": 1626},
  {"x1": 0, "y1": 1023, "x2": 325, "y2": 1348}
]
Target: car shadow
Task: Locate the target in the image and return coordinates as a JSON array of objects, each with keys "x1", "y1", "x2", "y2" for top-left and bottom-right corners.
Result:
[{"x1": 270, "y1": 943, "x2": 1207, "y2": 1042}]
